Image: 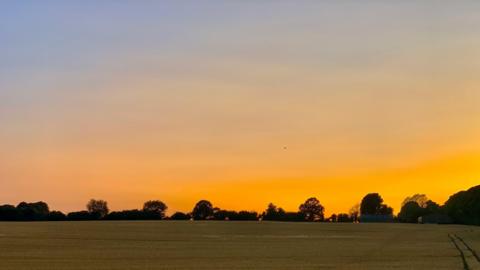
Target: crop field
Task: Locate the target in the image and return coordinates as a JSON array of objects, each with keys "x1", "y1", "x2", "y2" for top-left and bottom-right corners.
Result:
[{"x1": 0, "y1": 221, "x2": 479, "y2": 270}]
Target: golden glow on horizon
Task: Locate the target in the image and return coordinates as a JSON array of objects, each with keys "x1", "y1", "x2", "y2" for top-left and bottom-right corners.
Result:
[{"x1": 2, "y1": 147, "x2": 479, "y2": 215}]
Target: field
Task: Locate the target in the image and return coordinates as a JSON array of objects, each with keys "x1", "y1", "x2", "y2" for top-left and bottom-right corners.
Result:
[{"x1": 0, "y1": 221, "x2": 479, "y2": 270}]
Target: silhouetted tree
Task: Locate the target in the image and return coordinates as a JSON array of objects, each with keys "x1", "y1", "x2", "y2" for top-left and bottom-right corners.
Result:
[
  {"x1": 260, "y1": 203, "x2": 302, "y2": 221},
  {"x1": 444, "y1": 185, "x2": 480, "y2": 225},
  {"x1": 262, "y1": 203, "x2": 285, "y2": 221},
  {"x1": 425, "y1": 200, "x2": 440, "y2": 213},
  {"x1": 192, "y1": 200, "x2": 214, "y2": 220},
  {"x1": 349, "y1": 204, "x2": 360, "y2": 222},
  {"x1": 299, "y1": 197, "x2": 325, "y2": 221},
  {"x1": 16, "y1": 201, "x2": 49, "y2": 221},
  {"x1": 328, "y1": 214, "x2": 337, "y2": 222},
  {"x1": 359, "y1": 193, "x2": 393, "y2": 222},
  {"x1": 360, "y1": 194, "x2": 383, "y2": 215},
  {"x1": 86, "y1": 199, "x2": 109, "y2": 219},
  {"x1": 402, "y1": 194, "x2": 429, "y2": 208},
  {"x1": 398, "y1": 195, "x2": 441, "y2": 223},
  {"x1": 170, "y1": 212, "x2": 191, "y2": 220},
  {"x1": 337, "y1": 213, "x2": 352, "y2": 222},
  {"x1": 378, "y1": 204, "x2": 393, "y2": 215},
  {"x1": 143, "y1": 200, "x2": 167, "y2": 219},
  {"x1": 360, "y1": 193, "x2": 393, "y2": 215},
  {"x1": 9, "y1": 185, "x2": 480, "y2": 224},
  {"x1": 398, "y1": 201, "x2": 423, "y2": 223}
]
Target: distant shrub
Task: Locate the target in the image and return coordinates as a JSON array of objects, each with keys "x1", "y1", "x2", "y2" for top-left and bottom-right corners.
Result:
[
  {"x1": 232, "y1": 211, "x2": 258, "y2": 221},
  {"x1": 336, "y1": 213, "x2": 353, "y2": 222},
  {"x1": 0, "y1": 204, "x2": 18, "y2": 221},
  {"x1": 359, "y1": 214, "x2": 394, "y2": 223},
  {"x1": 105, "y1": 210, "x2": 147, "y2": 220},
  {"x1": 170, "y1": 212, "x2": 191, "y2": 220},
  {"x1": 48, "y1": 211, "x2": 67, "y2": 221},
  {"x1": 261, "y1": 203, "x2": 306, "y2": 222},
  {"x1": 212, "y1": 209, "x2": 258, "y2": 221},
  {"x1": 67, "y1": 211, "x2": 95, "y2": 221}
]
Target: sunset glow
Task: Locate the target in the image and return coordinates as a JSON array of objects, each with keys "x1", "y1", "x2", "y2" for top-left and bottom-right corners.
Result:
[{"x1": 1, "y1": 2, "x2": 479, "y2": 215}]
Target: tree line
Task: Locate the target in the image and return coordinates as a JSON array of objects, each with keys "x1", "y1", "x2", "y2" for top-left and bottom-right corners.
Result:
[{"x1": 0, "y1": 185, "x2": 478, "y2": 225}]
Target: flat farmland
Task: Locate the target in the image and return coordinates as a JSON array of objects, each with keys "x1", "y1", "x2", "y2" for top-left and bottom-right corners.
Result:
[{"x1": 0, "y1": 221, "x2": 479, "y2": 269}]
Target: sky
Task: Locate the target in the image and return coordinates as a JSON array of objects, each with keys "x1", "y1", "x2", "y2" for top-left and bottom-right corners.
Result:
[{"x1": 1, "y1": 1, "x2": 480, "y2": 215}]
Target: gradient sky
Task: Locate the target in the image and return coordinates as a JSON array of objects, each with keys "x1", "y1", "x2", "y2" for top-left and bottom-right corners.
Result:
[{"x1": 1, "y1": 1, "x2": 480, "y2": 215}]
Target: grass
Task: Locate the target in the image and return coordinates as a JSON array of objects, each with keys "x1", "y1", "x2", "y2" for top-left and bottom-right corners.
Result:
[{"x1": 0, "y1": 221, "x2": 478, "y2": 269}]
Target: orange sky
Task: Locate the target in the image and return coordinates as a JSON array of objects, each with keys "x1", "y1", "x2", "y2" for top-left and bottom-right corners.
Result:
[{"x1": 1, "y1": 2, "x2": 479, "y2": 215}]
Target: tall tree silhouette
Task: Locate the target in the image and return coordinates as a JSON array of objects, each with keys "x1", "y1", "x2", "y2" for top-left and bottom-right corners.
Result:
[
  {"x1": 86, "y1": 199, "x2": 109, "y2": 219},
  {"x1": 349, "y1": 204, "x2": 360, "y2": 222},
  {"x1": 399, "y1": 195, "x2": 441, "y2": 223},
  {"x1": 299, "y1": 197, "x2": 325, "y2": 221},
  {"x1": 360, "y1": 193, "x2": 393, "y2": 215},
  {"x1": 192, "y1": 200, "x2": 214, "y2": 220},
  {"x1": 262, "y1": 203, "x2": 286, "y2": 221},
  {"x1": 398, "y1": 201, "x2": 423, "y2": 223},
  {"x1": 143, "y1": 200, "x2": 168, "y2": 219},
  {"x1": 444, "y1": 185, "x2": 480, "y2": 225}
]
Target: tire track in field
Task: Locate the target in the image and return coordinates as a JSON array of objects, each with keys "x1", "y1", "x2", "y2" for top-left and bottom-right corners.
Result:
[
  {"x1": 448, "y1": 233, "x2": 480, "y2": 270},
  {"x1": 449, "y1": 234, "x2": 469, "y2": 270},
  {"x1": 455, "y1": 234, "x2": 480, "y2": 263}
]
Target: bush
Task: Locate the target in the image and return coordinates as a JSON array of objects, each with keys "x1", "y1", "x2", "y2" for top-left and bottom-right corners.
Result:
[
  {"x1": 0, "y1": 205, "x2": 18, "y2": 221},
  {"x1": 170, "y1": 212, "x2": 191, "y2": 220},
  {"x1": 67, "y1": 211, "x2": 95, "y2": 221},
  {"x1": 105, "y1": 210, "x2": 147, "y2": 220},
  {"x1": 48, "y1": 211, "x2": 67, "y2": 221}
]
